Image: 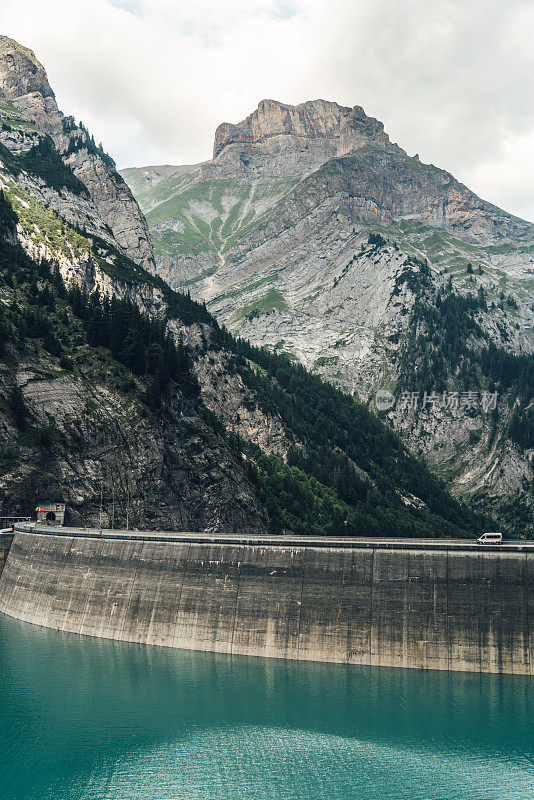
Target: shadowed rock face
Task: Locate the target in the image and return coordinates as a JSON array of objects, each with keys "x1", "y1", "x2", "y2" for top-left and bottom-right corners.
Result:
[
  {"x1": 0, "y1": 363, "x2": 270, "y2": 531},
  {"x1": 0, "y1": 36, "x2": 155, "y2": 273}
]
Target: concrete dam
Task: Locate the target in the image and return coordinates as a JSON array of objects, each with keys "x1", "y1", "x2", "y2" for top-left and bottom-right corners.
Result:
[{"x1": 0, "y1": 524, "x2": 532, "y2": 675}]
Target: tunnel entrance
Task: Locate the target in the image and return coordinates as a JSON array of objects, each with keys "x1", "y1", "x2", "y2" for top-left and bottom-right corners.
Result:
[{"x1": 35, "y1": 503, "x2": 66, "y2": 526}]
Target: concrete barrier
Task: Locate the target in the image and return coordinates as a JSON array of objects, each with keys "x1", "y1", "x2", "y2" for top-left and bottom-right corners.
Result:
[{"x1": 0, "y1": 525, "x2": 532, "y2": 674}]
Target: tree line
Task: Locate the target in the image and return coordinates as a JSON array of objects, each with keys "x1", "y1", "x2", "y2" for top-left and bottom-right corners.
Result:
[{"x1": 68, "y1": 288, "x2": 200, "y2": 408}]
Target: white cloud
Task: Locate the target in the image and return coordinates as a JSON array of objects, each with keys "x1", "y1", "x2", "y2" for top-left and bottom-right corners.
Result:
[
  {"x1": 0, "y1": 0, "x2": 532, "y2": 220},
  {"x1": 470, "y1": 131, "x2": 534, "y2": 223}
]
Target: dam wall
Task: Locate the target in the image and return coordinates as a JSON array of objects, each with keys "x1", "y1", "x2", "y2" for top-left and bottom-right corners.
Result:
[
  {"x1": 0, "y1": 530, "x2": 14, "y2": 574},
  {"x1": 0, "y1": 526, "x2": 532, "y2": 674}
]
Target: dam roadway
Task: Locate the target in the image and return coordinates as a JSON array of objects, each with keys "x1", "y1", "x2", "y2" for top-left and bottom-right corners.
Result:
[{"x1": 0, "y1": 523, "x2": 532, "y2": 674}]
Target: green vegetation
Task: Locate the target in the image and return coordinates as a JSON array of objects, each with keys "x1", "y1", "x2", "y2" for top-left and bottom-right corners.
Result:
[
  {"x1": 398, "y1": 281, "x2": 533, "y2": 425},
  {"x1": 138, "y1": 175, "x2": 298, "y2": 261},
  {"x1": 0, "y1": 192, "x2": 200, "y2": 414},
  {"x1": 0, "y1": 96, "x2": 24, "y2": 117},
  {"x1": 1, "y1": 132, "x2": 87, "y2": 196},
  {"x1": 212, "y1": 324, "x2": 489, "y2": 538},
  {"x1": 7, "y1": 384, "x2": 30, "y2": 429},
  {"x1": 241, "y1": 288, "x2": 288, "y2": 321},
  {"x1": 64, "y1": 120, "x2": 117, "y2": 172},
  {"x1": 1, "y1": 116, "x2": 40, "y2": 132},
  {"x1": 72, "y1": 229, "x2": 155, "y2": 286},
  {"x1": 67, "y1": 288, "x2": 199, "y2": 408},
  {"x1": 245, "y1": 444, "x2": 465, "y2": 537},
  {"x1": 242, "y1": 442, "x2": 366, "y2": 536},
  {"x1": 398, "y1": 291, "x2": 483, "y2": 393},
  {"x1": 4, "y1": 180, "x2": 92, "y2": 263},
  {"x1": 19, "y1": 136, "x2": 87, "y2": 194},
  {"x1": 314, "y1": 356, "x2": 339, "y2": 368},
  {"x1": 479, "y1": 345, "x2": 534, "y2": 450},
  {"x1": 396, "y1": 254, "x2": 432, "y2": 291},
  {"x1": 0, "y1": 140, "x2": 22, "y2": 174},
  {"x1": 0, "y1": 189, "x2": 17, "y2": 238},
  {"x1": 368, "y1": 232, "x2": 387, "y2": 247},
  {"x1": 208, "y1": 275, "x2": 277, "y2": 305},
  {"x1": 153, "y1": 230, "x2": 211, "y2": 258}
]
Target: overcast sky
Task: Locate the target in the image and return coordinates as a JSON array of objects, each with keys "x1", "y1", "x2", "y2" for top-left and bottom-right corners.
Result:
[{"x1": 1, "y1": 0, "x2": 533, "y2": 220}]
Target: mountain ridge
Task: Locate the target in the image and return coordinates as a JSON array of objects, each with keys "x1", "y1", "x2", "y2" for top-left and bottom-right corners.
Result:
[{"x1": 122, "y1": 98, "x2": 534, "y2": 535}]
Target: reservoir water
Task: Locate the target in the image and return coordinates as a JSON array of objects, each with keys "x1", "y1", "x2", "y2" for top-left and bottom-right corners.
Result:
[{"x1": 0, "y1": 614, "x2": 532, "y2": 800}]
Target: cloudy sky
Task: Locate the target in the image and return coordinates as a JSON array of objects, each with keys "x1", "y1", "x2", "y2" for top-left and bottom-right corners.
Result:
[{"x1": 1, "y1": 0, "x2": 533, "y2": 220}]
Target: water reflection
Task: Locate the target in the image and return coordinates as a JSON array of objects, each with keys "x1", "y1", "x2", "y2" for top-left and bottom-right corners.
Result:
[{"x1": 0, "y1": 615, "x2": 532, "y2": 799}]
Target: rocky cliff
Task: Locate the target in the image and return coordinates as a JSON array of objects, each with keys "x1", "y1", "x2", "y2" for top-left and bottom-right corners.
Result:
[
  {"x1": 210, "y1": 98, "x2": 402, "y2": 177},
  {"x1": 0, "y1": 36, "x2": 154, "y2": 273},
  {"x1": 123, "y1": 100, "x2": 534, "y2": 535}
]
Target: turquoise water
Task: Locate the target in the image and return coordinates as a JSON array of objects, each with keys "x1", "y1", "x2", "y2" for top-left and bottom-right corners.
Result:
[{"x1": 0, "y1": 614, "x2": 532, "y2": 800}]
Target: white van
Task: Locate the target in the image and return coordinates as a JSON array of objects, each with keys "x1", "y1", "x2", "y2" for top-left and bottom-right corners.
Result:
[{"x1": 477, "y1": 532, "x2": 502, "y2": 544}]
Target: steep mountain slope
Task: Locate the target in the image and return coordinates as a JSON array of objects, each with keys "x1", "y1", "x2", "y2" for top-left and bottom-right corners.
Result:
[
  {"x1": 123, "y1": 100, "x2": 534, "y2": 534},
  {"x1": 0, "y1": 35, "x2": 154, "y2": 273},
  {"x1": 0, "y1": 38, "x2": 490, "y2": 537}
]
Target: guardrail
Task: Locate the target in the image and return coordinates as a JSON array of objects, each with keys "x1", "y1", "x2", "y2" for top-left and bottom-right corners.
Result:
[
  {"x1": 0, "y1": 517, "x2": 31, "y2": 528},
  {"x1": 13, "y1": 523, "x2": 534, "y2": 553}
]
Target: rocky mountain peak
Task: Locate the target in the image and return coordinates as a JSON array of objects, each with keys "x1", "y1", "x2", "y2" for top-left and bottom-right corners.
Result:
[
  {"x1": 0, "y1": 34, "x2": 155, "y2": 273},
  {"x1": 211, "y1": 98, "x2": 403, "y2": 176},
  {"x1": 0, "y1": 36, "x2": 60, "y2": 132}
]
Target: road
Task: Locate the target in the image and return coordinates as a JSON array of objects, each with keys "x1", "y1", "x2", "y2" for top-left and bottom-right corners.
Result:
[{"x1": 13, "y1": 523, "x2": 534, "y2": 553}]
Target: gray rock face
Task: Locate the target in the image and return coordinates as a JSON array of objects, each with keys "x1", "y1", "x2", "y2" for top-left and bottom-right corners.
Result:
[
  {"x1": 195, "y1": 348, "x2": 294, "y2": 456},
  {"x1": 211, "y1": 98, "x2": 403, "y2": 178},
  {"x1": 63, "y1": 146, "x2": 155, "y2": 271},
  {"x1": 0, "y1": 36, "x2": 60, "y2": 133},
  {"x1": 0, "y1": 36, "x2": 155, "y2": 273},
  {"x1": 122, "y1": 99, "x2": 534, "y2": 533},
  {"x1": 0, "y1": 353, "x2": 268, "y2": 532}
]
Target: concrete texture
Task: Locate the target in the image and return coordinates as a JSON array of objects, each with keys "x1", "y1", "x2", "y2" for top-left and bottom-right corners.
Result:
[
  {"x1": 0, "y1": 526, "x2": 532, "y2": 674},
  {"x1": 0, "y1": 530, "x2": 14, "y2": 574}
]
